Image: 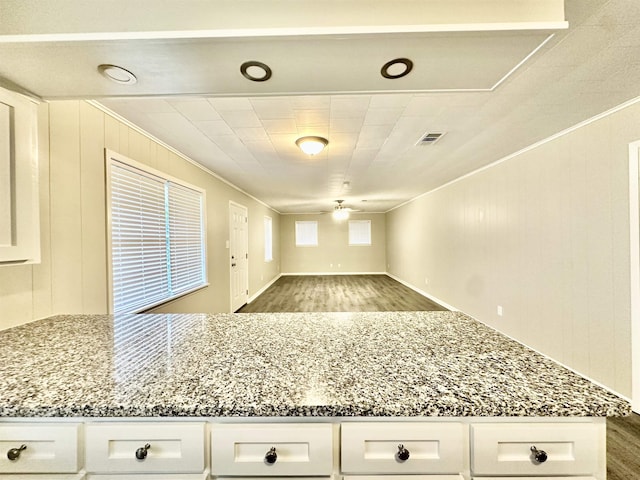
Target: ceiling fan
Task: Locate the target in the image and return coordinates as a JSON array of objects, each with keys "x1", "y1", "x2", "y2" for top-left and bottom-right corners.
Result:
[{"x1": 332, "y1": 200, "x2": 359, "y2": 220}]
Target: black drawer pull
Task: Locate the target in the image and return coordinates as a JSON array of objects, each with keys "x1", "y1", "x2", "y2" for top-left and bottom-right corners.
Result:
[
  {"x1": 7, "y1": 444, "x2": 26, "y2": 461},
  {"x1": 135, "y1": 443, "x2": 151, "y2": 460},
  {"x1": 531, "y1": 445, "x2": 548, "y2": 464},
  {"x1": 397, "y1": 444, "x2": 410, "y2": 461}
]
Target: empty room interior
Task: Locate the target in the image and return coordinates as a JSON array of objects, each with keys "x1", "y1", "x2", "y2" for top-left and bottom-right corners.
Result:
[{"x1": 0, "y1": 1, "x2": 640, "y2": 479}]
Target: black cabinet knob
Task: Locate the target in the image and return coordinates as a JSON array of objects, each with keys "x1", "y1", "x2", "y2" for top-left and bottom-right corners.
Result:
[
  {"x1": 530, "y1": 446, "x2": 548, "y2": 463},
  {"x1": 135, "y1": 443, "x2": 151, "y2": 460},
  {"x1": 397, "y1": 444, "x2": 410, "y2": 461},
  {"x1": 265, "y1": 446, "x2": 278, "y2": 464},
  {"x1": 7, "y1": 444, "x2": 26, "y2": 461}
]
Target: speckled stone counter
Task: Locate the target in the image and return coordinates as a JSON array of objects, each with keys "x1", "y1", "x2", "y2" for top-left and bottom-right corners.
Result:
[{"x1": 0, "y1": 311, "x2": 630, "y2": 418}]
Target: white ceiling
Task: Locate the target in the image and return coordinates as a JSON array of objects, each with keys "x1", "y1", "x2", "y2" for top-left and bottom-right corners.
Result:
[{"x1": 1, "y1": 0, "x2": 639, "y2": 214}]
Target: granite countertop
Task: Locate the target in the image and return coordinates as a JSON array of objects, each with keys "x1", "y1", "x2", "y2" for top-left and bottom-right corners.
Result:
[{"x1": 0, "y1": 311, "x2": 630, "y2": 418}]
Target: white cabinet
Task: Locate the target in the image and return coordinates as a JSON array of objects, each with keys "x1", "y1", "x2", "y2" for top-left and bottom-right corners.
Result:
[
  {"x1": 0, "y1": 423, "x2": 81, "y2": 475},
  {"x1": 211, "y1": 423, "x2": 333, "y2": 477},
  {"x1": 85, "y1": 422, "x2": 206, "y2": 477},
  {"x1": 471, "y1": 422, "x2": 604, "y2": 477},
  {"x1": 341, "y1": 422, "x2": 467, "y2": 477},
  {"x1": 0, "y1": 86, "x2": 40, "y2": 265}
]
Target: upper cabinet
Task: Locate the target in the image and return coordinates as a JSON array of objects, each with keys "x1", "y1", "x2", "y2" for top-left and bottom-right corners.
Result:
[{"x1": 0, "y1": 86, "x2": 39, "y2": 264}]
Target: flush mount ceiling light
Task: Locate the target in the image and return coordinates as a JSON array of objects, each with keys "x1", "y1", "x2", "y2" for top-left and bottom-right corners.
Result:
[
  {"x1": 295, "y1": 136, "x2": 328, "y2": 155},
  {"x1": 380, "y1": 58, "x2": 413, "y2": 79},
  {"x1": 97, "y1": 64, "x2": 137, "y2": 85},
  {"x1": 333, "y1": 200, "x2": 349, "y2": 221},
  {"x1": 240, "y1": 61, "x2": 272, "y2": 82}
]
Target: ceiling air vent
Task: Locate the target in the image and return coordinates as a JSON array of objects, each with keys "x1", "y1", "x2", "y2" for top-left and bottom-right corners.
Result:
[{"x1": 416, "y1": 132, "x2": 446, "y2": 146}]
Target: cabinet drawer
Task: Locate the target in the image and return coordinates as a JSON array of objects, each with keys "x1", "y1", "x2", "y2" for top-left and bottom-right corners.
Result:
[
  {"x1": 471, "y1": 422, "x2": 602, "y2": 476},
  {"x1": 341, "y1": 422, "x2": 466, "y2": 474},
  {"x1": 85, "y1": 422, "x2": 205, "y2": 474},
  {"x1": 345, "y1": 476, "x2": 464, "y2": 480},
  {"x1": 211, "y1": 423, "x2": 333, "y2": 476},
  {"x1": 472, "y1": 478, "x2": 596, "y2": 480},
  {"x1": 0, "y1": 423, "x2": 81, "y2": 473},
  {"x1": 87, "y1": 472, "x2": 209, "y2": 480}
]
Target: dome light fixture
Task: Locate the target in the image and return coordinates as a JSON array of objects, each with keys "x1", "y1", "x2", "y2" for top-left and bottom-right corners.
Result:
[
  {"x1": 296, "y1": 136, "x2": 328, "y2": 155},
  {"x1": 97, "y1": 64, "x2": 137, "y2": 85},
  {"x1": 333, "y1": 200, "x2": 349, "y2": 221}
]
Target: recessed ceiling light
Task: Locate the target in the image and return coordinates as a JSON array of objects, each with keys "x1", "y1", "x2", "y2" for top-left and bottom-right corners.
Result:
[
  {"x1": 240, "y1": 61, "x2": 272, "y2": 82},
  {"x1": 381, "y1": 58, "x2": 413, "y2": 79},
  {"x1": 97, "y1": 64, "x2": 137, "y2": 85}
]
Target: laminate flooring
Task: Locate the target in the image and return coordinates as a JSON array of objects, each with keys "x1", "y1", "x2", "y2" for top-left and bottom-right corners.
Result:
[
  {"x1": 239, "y1": 274, "x2": 638, "y2": 479},
  {"x1": 607, "y1": 412, "x2": 640, "y2": 479},
  {"x1": 237, "y1": 274, "x2": 446, "y2": 312}
]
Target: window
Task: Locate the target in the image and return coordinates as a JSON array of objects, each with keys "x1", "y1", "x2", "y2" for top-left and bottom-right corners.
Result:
[
  {"x1": 107, "y1": 150, "x2": 206, "y2": 314},
  {"x1": 264, "y1": 216, "x2": 273, "y2": 262},
  {"x1": 295, "y1": 221, "x2": 318, "y2": 246},
  {"x1": 349, "y1": 220, "x2": 371, "y2": 246}
]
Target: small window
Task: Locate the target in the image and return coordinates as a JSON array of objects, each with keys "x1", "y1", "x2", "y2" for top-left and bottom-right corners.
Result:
[
  {"x1": 264, "y1": 216, "x2": 273, "y2": 262},
  {"x1": 349, "y1": 220, "x2": 371, "y2": 246},
  {"x1": 107, "y1": 150, "x2": 207, "y2": 314},
  {"x1": 295, "y1": 221, "x2": 318, "y2": 247}
]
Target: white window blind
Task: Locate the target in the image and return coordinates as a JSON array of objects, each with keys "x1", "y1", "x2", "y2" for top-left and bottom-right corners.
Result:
[
  {"x1": 295, "y1": 221, "x2": 318, "y2": 246},
  {"x1": 349, "y1": 220, "x2": 372, "y2": 246},
  {"x1": 264, "y1": 216, "x2": 273, "y2": 261},
  {"x1": 108, "y1": 154, "x2": 206, "y2": 314}
]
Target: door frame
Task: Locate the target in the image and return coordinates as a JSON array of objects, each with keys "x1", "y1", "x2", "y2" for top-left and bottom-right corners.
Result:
[
  {"x1": 229, "y1": 201, "x2": 249, "y2": 313},
  {"x1": 629, "y1": 140, "x2": 640, "y2": 413}
]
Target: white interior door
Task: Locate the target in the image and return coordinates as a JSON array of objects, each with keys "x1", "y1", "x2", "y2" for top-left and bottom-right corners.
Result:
[{"x1": 229, "y1": 202, "x2": 249, "y2": 312}]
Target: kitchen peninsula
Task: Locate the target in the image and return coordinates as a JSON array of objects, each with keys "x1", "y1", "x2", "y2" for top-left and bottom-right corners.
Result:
[{"x1": 0, "y1": 311, "x2": 630, "y2": 479}]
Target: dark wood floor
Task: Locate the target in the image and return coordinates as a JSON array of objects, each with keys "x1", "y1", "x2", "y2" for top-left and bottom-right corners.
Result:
[
  {"x1": 240, "y1": 274, "x2": 638, "y2": 478},
  {"x1": 237, "y1": 274, "x2": 446, "y2": 312}
]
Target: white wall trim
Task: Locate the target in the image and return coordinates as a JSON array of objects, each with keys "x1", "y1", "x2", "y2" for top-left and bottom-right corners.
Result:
[
  {"x1": 248, "y1": 274, "x2": 281, "y2": 304},
  {"x1": 281, "y1": 271, "x2": 387, "y2": 276},
  {"x1": 385, "y1": 273, "x2": 458, "y2": 312},
  {"x1": 629, "y1": 140, "x2": 640, "y2": 413},
  {"x1": 388, "y1": 94, "x2": 640, "y2": 213},
  {"x1": 87, "y1": 100, "x2": 281, "y2": 215}
]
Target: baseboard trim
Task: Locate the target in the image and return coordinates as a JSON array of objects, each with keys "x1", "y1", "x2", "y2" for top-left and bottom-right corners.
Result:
[
  {"x1": 385, "y1": 273, "x2": 458, "y2": 312},
  {"x1": 248, "y1": 274, "x2": 282, "y2": 304},
  {"x1": 280, "y1": 271, "x2": 387, "y2": 276}
]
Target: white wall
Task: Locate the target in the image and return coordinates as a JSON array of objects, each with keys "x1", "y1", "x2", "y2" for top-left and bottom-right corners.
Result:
[
  {"x1": 387, "y1": 100, "x2": 640, "y2": 398},
  {"x1": 0, "y1": 100, "x2": 281, "y2": 329},
  {"x1": 281, "y1": 213, "x2": 386, "y2": 274}
]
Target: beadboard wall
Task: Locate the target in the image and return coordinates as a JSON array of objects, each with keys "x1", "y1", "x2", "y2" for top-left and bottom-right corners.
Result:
[
  {"x1": 0, "y1": 100, "x2": 280, "y2": 330},
  {"x1": 386, "y1": 100, "x2": 640, "y2": 398}
]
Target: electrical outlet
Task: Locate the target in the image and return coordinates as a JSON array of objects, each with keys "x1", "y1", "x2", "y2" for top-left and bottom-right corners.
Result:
[{"x1": 497, "y1": 305, "x2": 503, "y2": 316}]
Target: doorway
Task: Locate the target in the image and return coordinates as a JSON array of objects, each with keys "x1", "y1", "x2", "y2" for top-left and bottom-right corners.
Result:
[
  {"x1": 629, "y1": 141, "x2": 640, "y2": 413},
  {"x1": 229, "y1": 201, "x2": 249, "y2": 312}
]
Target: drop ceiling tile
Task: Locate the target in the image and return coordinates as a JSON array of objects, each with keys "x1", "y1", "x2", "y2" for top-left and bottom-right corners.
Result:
[
  {"x1": 363, "y1": 107, "x2": 404, "y2": 126},
  {"x1": 194, "y1": 120, "x2": 234, "y2": 138},
  {"x1": 207, "y1": 97, "x2": 254, "y2": 111},
  {"x1": 250, "y1": 97, "x2": 295, "y2": 119},
  {"x1": 329, "y1": 117, "x2": 364, "y2": 133},
  {"x1": 330, "y1": 96, "x2": 371, "y2": 118},
  {"x1": 235, "y1": 127, "x2": 270, "y2": 141},
  {"x1": 262, "y1": 118, "x2": 298, "y2": 134},
  {"x1": 369, "y1": 94, "x2": 413, "y2": 109},
  {"x1": 294, "y1": 109, "x2": 330, "y2": 126},
  {"x1": 169, "y1": 99, "x2": 222, "y2": 121},
  {"x1": 219, "y1": 110, "x2": 262, "y2": 128},
  {"x1": 292, "y1": 96, "x2": 332, "y2": 109}
]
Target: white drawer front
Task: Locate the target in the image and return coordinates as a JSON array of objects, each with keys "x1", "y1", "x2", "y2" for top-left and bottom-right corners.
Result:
[
  {"x1": 0, "y1": 424, "x2": 80, "y2": 473},
  {"x1": 341, "y1": 422, "x2": 466, "y2": 474},
  {"x1": 344, "y1": 475, "x2": 465, "y2": 480},
  {"x1": 85, "y1": 422, "x2": 205, "y2": 474},
  {"x1": 87, "y1": 471, "x2": 209, "y2": 480},
  {"x1": 211, "y1": 423, "x2": 333, "y2": 476},
  {"x1": 471, "y1": 423, "x2": 602, "y2": 476},
  {"x1": 3, "y1": 474, "x2": 85, "y2": 480},
  {"x1": 472, "y1": 477, "x2": 596, "y2": 480}
]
